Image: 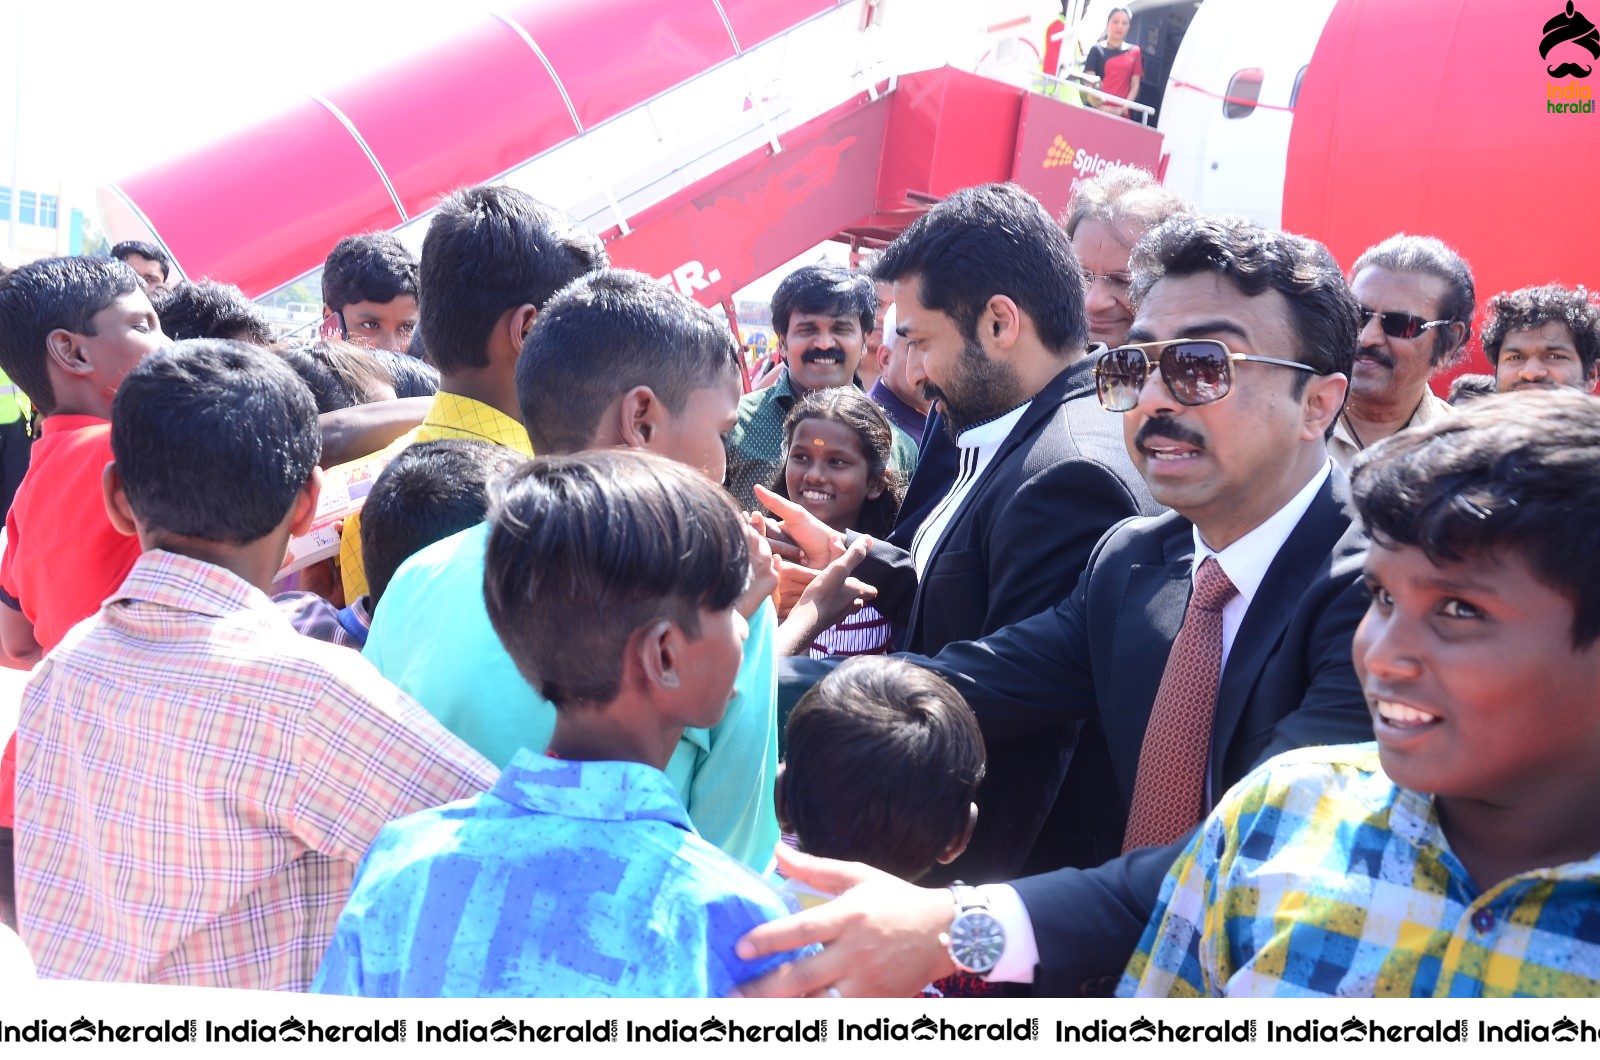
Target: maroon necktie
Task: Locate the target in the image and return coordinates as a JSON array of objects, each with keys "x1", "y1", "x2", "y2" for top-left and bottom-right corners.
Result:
[{"x1": 1122, "y1": 556, "x2": 1239, "y2": 852}]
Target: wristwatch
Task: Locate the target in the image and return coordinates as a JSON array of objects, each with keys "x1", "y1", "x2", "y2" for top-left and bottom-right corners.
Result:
[{"x1": 945, "y1": 883, "x2": 1006, "y2": 976}]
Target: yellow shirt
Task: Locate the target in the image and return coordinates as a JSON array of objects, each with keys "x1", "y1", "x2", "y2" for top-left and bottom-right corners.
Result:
[{"x1": 337, "y1": 392, "x2": 533, "y2": 601}]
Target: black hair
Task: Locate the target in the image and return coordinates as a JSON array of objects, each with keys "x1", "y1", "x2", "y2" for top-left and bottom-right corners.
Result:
[
  {"x1": 111, "y1": 339, "x2": 321, "y2": 543},
  {"x1": 362, "y1": 439, "x2": 524, "y2": 606},
  {"x1": 321, "y1": 232, "x2": 419, "y2": 312},
  {"x1": 151, "y1": 280, "x2": 273, "y2": 345},
  {"x1": 271, "y1": 340, "x2": 400, "y2": 413},
  {"x1": 784, "y1": 657, "x2": 985, "y2": 882},
  {"x1": 517, "y1": 269, "x2": 740, "y2": 454},
  {"x1": 1062, "y1": 164, "x2": 1190, "y2": 241},
  {"x1": 872, "y1": 182, "x2": 1088, "y2": 356},
  {"x1": 418, "y1": 185, "x2": 606, "y2": 373},
  {"x1": 1481, "y1": 283, "x2": 1600, "y2": 376},
  {"x1": 769, "y1": 264, "x2": 876, "y2": 338},
  {"x1": 483, "y1": 449, "x2": 749, "y2": 708},
  {"x1": 110, "y1": 240, "x2": 171, "y2": 281},
  {"x1": 1130, "y1": 213, "x2": 1359, "y2": 394},
  {"x1": 1352, "y1": 389, "x2": 1600, "y2": 648},
  {"x1": 770, "y1": 386, "x2": 903, "y2": 537},
  {"x1": 0, "y1": 255, "x2": 144, "y2": 415},
  {"x1": 1352, "y1": 233, "x2": 1476, "y2": 366},
  {"x1": 1446, "y1": 372, "x2": 1496, "y2": 406}
]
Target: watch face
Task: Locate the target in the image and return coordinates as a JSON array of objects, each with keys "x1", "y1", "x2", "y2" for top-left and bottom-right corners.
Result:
[{"x1": 949, "y1": 910, "x2": 1005, "y2": 975}]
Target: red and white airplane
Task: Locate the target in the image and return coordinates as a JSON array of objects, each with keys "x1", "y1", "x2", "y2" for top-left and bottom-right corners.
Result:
[{"x1": 99, "y1": 0, "x2": 1597, "y2": 375}]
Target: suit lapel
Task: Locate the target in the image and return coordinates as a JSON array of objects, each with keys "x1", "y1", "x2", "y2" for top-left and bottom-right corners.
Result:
[
  {"x1": 914, "y1": 362, "x2": 1091, "y2": 569},
  {"x1": 1209, "y1": 471, "x2": 1353, "y2": 769},
  {"x1": 907, "y1": 363, "x2": 1091, "y2": 640}
]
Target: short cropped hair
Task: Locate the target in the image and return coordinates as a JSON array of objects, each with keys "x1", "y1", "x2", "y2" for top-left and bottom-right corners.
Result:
[
  {"x1": 483, "y1": 449, "x2": 749, "y2": 707},
  {"x1": 517, "y1": 269, "x2": 740, "y2": 454},
  {"x1": 272, "y1": 340, "x2": 400, "y2": 413},
  {"x1": 784, "y1": 657, "x2": 986, "y2": 882},
  {"x1": 1352, "y1": 233, "x2": 1476, "y2": 365},
  {"x1": 110, "y1": 240, "x2": 171, "y2": 281},
  {"x1": 873, "y1": 182, "x2": 1087, "y2": 356},
  {"x1": 0, "y1": 256, "x2": 144, "y2": 415},
  {"x1": 1131, "y1": 214, "x2": 1359, "y2": 383},
  {"x1": 419, "y1": 185, "x2": 606, "y2": 373},
  {"x1": 321, "y1": 233, "x2": 418, "y2": 312},
  {"x1": 1446, "y1": 372, "x2": 1496, "y2": 406},
  {"x1": 361, "y1": 439, "x2": 524, "y2": 605},
  {"x1": 770, "y1": 264, "x2": 876, "y2": 337},
  {"x1": 152, "y1": 280, "x2": 273, "y2": 345},
  {"x1": 1062, "y1": 164, "x2": 1190, "y2": 241},
  {"x1": 1480, "y1": 283, "x2": 1600, "y2": 375},
  {"x1": 1351, "y1": 389, "x2": 1600, "y2": 647},
  {"x1": 111, "y1": 340, "x2": 321, "y2": 543}
]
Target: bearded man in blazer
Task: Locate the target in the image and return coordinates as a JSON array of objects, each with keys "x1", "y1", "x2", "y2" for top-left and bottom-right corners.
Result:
[
  {"x1": 765, "y1": 183, "x2": 1162, "y2": 885},
  {"x1": 741, "y1": 214, "x2": 1375, "y2": 999}
]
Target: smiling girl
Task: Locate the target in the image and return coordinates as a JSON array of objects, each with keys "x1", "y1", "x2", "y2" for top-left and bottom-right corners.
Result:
[{"x1": 771, "y1": 388, "x2": 903, "y2": 657}]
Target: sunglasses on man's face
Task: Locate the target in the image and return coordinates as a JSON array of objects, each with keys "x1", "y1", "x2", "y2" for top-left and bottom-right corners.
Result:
[
  {"x1": 1094, "y1": 339, "x2": 1318, "y2": 412},
  {"x1": 1358, "y1": 305, "x2": 1453, "y2": 341}
]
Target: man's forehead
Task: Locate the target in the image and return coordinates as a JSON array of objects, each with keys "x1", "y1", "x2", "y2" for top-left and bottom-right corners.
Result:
[
  {"x1": 1129, "y1": 271, "x2": 1292, "y2": 345},
  {"x1": 787, "y1": 308, "x2": 859, "y2": 327},
  {"x1": 1504, "y1": 320, "x2": 1577, "y2": 348},
  {"x1": 1351, "y1": 266, "x2": 1447, "y2": 312}
]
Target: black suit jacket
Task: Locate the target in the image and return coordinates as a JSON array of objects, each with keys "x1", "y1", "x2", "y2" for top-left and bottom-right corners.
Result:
[
  {"x1": 786, "y1": 357, "x2": 1161, "y2": 882},
  {"x1": 910, "y1": 468, "x2": 1373, "y2": 995}
]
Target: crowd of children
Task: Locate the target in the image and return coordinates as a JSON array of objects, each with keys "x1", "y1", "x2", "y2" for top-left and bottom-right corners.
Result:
[{"x1": 0, "y1": 171, "x2": 1598, "y2": 1001}]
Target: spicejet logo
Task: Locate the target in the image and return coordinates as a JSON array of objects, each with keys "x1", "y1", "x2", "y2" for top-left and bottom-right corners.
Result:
[{"x1": 1043, "y1": 135, "x2": 1119, "y2": 177}]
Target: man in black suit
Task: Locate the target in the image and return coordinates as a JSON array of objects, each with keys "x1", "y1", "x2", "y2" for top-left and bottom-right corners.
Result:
[
  {"x1": 737, "y1": 214, "x2": 1373, "y2": 998},
  {"x1": 765, "y1": 183, "x2": 1160, "y2": 884}
]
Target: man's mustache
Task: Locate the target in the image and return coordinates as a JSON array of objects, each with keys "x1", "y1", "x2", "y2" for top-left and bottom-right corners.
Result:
[
  {"x1": 1134, "y1": 418, "x2": 1207, "y2": 453},
  {"x1": 1549, "y1": 61, "x2": 1593, "y2": 77},
  {"x1": 801, "y1": 348, "x2": 845, "y2": 363},
  {"x1": 1355, "y1": 346, "x2": 1394, "y2": 368}
]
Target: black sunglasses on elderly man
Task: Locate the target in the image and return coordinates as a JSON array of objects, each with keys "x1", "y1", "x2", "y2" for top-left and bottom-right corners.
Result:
[{"x1": 1358, "y1": 305, "x2": 1454, "y2": 341}]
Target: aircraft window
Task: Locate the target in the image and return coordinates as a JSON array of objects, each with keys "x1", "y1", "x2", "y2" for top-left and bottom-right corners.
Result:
[
  {"x1": 1290, "y1": 65, "x2": 1309, "y2": 109},
  {"x1": 1223, "y1": 68, "x2": 1264, "y2": 118}
]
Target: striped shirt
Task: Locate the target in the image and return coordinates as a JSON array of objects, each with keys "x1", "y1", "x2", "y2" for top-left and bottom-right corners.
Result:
[
  {"x1": 808, "y1": 604, "x2": 892, "y2": 658},
  {"x1": 1120, "y1": 744, "x2": 1600, "y2": 998},
  {"x1": 13, "y1": 550, "x2": 497, "y2": 990}
]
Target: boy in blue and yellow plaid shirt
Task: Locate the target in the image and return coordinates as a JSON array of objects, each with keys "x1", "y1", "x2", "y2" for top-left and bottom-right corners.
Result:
[{"x1": 1123, "y1": 389, "x2": 1600, "y2": 998}]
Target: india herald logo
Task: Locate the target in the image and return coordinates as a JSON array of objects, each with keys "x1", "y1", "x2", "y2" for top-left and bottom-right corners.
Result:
[{"x1": 1543, "y1": 1, "x2": 1599, "y2": 77}]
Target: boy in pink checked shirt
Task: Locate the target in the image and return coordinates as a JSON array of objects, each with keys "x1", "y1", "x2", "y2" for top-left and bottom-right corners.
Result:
[{"x1": 12, "y1": 339, "x2": 497, "y2": 991}]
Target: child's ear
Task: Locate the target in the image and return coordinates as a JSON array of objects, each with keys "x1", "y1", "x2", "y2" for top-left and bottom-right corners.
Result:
[
  {"x1": 773, "y1": 761, "x2": 791, "y2": 832},
  {"x1": 100, "y1": 462, "x2": 138, "y2": 537},
  {"x1": 935, "y1": 803, "x2": 979, "y2": 865},
  {"x1": 865, "y1": 474, "x2": 887, "y2": 501},
  {"x1": 618, "y1": 385, "x2": 664, "y2": 451},
  {"x1": 637, "y1": 618, "x2": 682, "y2": 692},
  {"x1": 506, "y1": 303, "x2": 539, "y2": 351},
  {"x1": 288, "y1": 467, "x2": 324, "y2": 538},
  {"x1": 46, "y1": 328, "x2": 92, "y2": 378}
]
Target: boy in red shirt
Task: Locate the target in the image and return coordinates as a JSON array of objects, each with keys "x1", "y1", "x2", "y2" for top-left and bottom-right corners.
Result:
[{"x1": 0, "y1": 256, "x2": 167, "y2": 926}]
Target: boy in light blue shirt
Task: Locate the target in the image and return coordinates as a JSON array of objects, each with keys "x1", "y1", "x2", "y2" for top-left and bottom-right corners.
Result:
[{"x1": 315, "y1": 449, "x2": 802, "y2": 997}]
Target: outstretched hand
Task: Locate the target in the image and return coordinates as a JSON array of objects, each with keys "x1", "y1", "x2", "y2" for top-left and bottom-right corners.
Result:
[
  {"x1": 736, "y1": 515, "x2": 782, "y2": 619},
  {"x1": 731, "y1": 844, "x2": 956, "y2": 998},
  {"x1": 754, "y1": 484, "x2": 845, "y2": 568},
  {"x1": 776, "y1": 537, "x2": 878, "y2": 656}
]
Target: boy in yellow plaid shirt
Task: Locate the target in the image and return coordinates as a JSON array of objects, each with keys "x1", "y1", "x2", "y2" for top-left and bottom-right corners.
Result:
[{"x1": 1123, "y1": 389, "x2": 1600, "y2": 998}]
